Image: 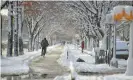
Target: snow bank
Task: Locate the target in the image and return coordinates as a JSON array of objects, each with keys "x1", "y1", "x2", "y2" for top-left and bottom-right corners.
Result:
[
  {"x1": 74, "y1": 63, "x2": 125, "y2": 73},
  {"x1": 57, "y1": 44, "x2": 95, "y2": 67},
  {"x1": 58, "y1": 44, "x2": 126, "y2": 74},
  {"x1": 84, "y1": 49, "x2": 95, "y2": 57},
  {"x1": 118, "y1": 59, "x2": 127, "y2": 68},
  {"x1": 104, "y1": 74, "x2": 133, "y2": 80},
  {"x1": 54, "y1": 74, "x2": 103, "y2": 80},
  {"x1": 54, "y1": 74, "x2": 71, "y2": 80},
  {"x1": 1, "y1": 62, "x2": 29, "y2": 76},
  {"x1": 0, "y1": 50, "x2": 41, "y2": 76}
]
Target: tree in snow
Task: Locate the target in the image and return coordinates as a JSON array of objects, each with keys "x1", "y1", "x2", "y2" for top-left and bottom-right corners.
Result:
[
  {"x1": 7, "y1": 1, "x2": 14, "y2": 57},
  {"x1": 24, "y1": 1, "x2": 57, "y2": 51},
  {"x1": 13, "y1": 1, "x2": 19, "y2": 56}
]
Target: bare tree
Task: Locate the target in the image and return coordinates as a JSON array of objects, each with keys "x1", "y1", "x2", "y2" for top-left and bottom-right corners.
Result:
[
  {"x1": 7, "y1": 1, "x2": 14, "y2": 57},
  {"x1": 14, "y1": 1, "x2": 19, "y2": 56}
]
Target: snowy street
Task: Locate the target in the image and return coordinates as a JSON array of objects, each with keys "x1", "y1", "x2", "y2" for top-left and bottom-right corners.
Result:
[{"x1": 1, "y1": 1, "x2": 133, "y2": 80}]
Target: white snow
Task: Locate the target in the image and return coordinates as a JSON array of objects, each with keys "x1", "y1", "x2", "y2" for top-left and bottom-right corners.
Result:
[
  {"x1": 57, "y1": 44, "x2": 126, "y2": 74},
  {"x1": 57, "y1": 44, "x2": 95, "y2": 68},
  {"x1": 0, "y1": 44, "x2": 60, "y2": 76},
  {"x1": 54, "y1": 74, "x2": 133, "y2": 80},
  {"x1": 54, "y1": 74, "x2": 103, "y2": 80},
  {"x1": 55, "y1": 44, "x2": 132, "y2": 80},
  {"x1": 104, "y1": 74, "x2": 133, "y2": 80}
]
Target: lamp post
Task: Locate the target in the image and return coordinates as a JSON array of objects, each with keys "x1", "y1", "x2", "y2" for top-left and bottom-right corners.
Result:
[
  {"x1": 106, "y1": 13, "x2": 118, "y2": 67},
  {"x1": 110, "y1": 5, "x2": 133, "y2": 75}
]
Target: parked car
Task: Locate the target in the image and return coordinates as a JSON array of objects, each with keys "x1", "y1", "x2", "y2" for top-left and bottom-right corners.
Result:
[{"x1": 116, "y1": 41, "x2": 129, "y2": 60}]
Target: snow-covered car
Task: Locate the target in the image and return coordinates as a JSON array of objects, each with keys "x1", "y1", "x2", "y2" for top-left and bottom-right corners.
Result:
[{"x1": 116, "y1": 41, "x2": 129, "y2": 60}]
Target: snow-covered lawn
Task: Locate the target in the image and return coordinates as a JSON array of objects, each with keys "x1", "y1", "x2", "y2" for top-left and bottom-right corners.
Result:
[{"x1": 0, "y1": 44, "x2": 60, "y2": 76}]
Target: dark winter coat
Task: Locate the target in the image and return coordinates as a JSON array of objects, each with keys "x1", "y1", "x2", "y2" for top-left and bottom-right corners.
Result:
[{"x1": 41, "y1": 39, "x2": 49, "y2": 49}]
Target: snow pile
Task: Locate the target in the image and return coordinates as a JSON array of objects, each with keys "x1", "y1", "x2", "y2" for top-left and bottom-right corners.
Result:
[
  {"x1": 84, "y1": 49, "x2": 95, "y2": 57},
  {"x1": 54, "y1": 74, "x2": 103, "y2": 80},
  {"x1": 0, "y1": 50, "x2": 41, "y2": 76},
  {"x1": 54, "y1": 74, "x2": 89, "y2": 80},
  {"x1": 54, "y1": 74, "x2": 71, "y2": 80},
  {"x1": 74, "y1": 63, "x2": 125, "y2": 73},
  {"x1": 58, "y1": 44, "x2": 126, "y2": 73},
  {"x1": 57, "y1": 44, "x2": 95, "y2": 67},
  {"x1": 118, "y1": 59, "x2": 127, "y2": 68},
  {"x1": 104, "y1": 74, "x2": 133, "y2": 80},
  {"x1": 1, "y1": 59, "x2": 29, "y2": 75}
]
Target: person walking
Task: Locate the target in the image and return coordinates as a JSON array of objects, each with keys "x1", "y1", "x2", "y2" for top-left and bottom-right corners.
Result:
[
  {"x1": 41, "y1": 38, "x2": 49, "y2": 57},
  {"x1": 81, "y1": 40, "x2": 84, "y2": 53}
]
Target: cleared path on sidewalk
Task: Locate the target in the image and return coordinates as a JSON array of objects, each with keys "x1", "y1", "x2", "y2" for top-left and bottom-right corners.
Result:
[{"x1": 28, "y1": 45, "x2": 69, "y2": 80}]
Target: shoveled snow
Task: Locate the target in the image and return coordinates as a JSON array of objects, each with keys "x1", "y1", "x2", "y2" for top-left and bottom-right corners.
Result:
[
  {"x1": 104, "y1": 74, "x2": 133, "y2": 80},
  {"x1": 57, "y1": 44, "x2": 95, "y2": 68},
  {"x1": 0, "y1": 44, "x2": 60, "y2": 76},
  {"x1": 57, "y1": 44, "x2": 126, "y2": 73},
  {"x1": 54, "y1": 74, "x2": 104, "y2": 80},
  {"x1": 74, "y1": 63, "x2": 125, "y2": 73}
]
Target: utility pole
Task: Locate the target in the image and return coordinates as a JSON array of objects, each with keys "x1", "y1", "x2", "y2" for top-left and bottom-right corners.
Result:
[{"x1": 110, "y1": 24, "x2": 118, "y2": 68}]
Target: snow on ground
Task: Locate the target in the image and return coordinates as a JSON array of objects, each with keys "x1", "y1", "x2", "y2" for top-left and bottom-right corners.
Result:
[
  {"x1": 117, "y1": 59, "x2": 127, "y2": 68},
  {"x1": 0, "y1": 44, "x2": 60, "y2": 76},
  {"x1": 54, "y1": 73, "x2": 133, "y2": 80},
  {"x1": 57, "y1": 44, "x2": 95, "y2": 68},
  {"x1": 84, "y1": 48, "x2": 95, "y2": 57},
  {"x1": 104, "y1": 74, "x2": 133, "y2": 80},
  {"x1": 54, "y1": 74, "x2": 103, "y2": 80},
  {"x1": 74, "y1": 63, "x2": 125, "y2": 73},
  {"x1": 57, "y1": 44, "x2": 126, "y2": 74}
]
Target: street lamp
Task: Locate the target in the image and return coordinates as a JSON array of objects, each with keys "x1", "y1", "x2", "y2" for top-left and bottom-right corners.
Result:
[
  {"x1": 109, "y1": 5, "x2": 133, "y2": 75},
  {"x1": 106, "y1": 13, "x2": 118, "y2": 68}
]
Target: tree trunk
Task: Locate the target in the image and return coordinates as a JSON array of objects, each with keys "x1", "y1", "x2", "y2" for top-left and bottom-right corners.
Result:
[
  {"x1": 32, "y1": 37, "x2": 36, "y2": 51},
  {"x1": 0, "y1": 12, "x2": 2, "y2": 56},
  {"x1": 35, "y1": 34, "x2": 39, "y2": 51},
  {"x1": 28, "y1": 35, "x2": 33, "y2": 52},
  {"x1": 37, "y1": 33, "x2": 40, "y2": 50},
  {"x1": 18, "y1": 2, "x2": 24, "y2": 55},
  {"x1": 19, "y1": 37, "x2": 24, "y2": 55},
  {"x1": 7, "y1": 33, "x2": 13, "y2": 57},
  {"x1": 7, "y1": 1, "x2": 13, "y2": 57},
  {"x1": 14, "y1": 1, "x2": 19, "y2": 56}
]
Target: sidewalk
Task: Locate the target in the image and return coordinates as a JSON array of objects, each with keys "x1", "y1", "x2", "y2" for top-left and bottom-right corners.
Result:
[{"x1": 0, "y1": 44, "x2": 60, "y2": 76}]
